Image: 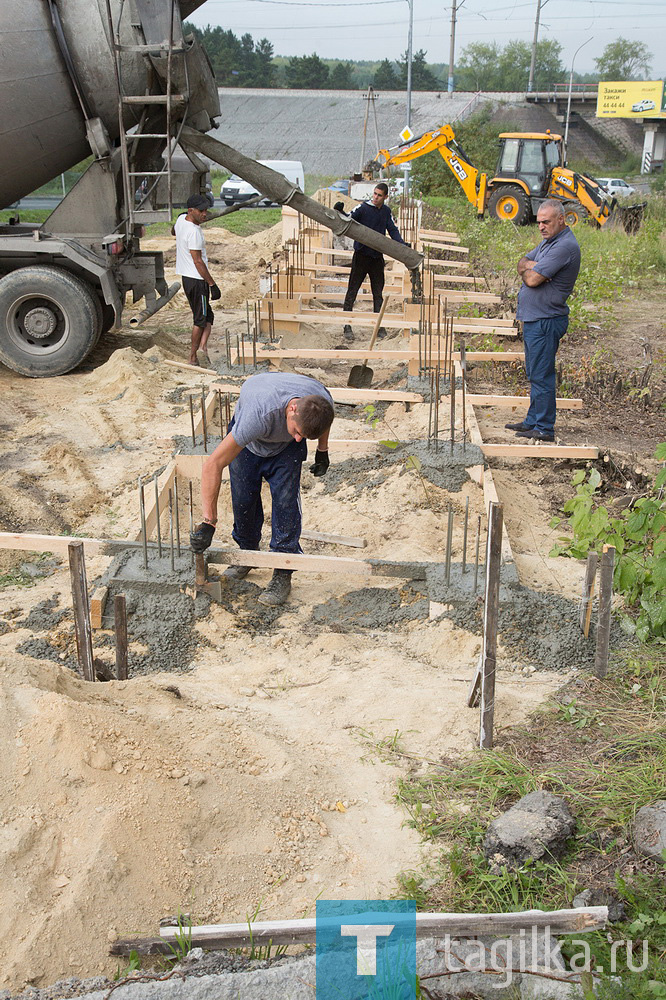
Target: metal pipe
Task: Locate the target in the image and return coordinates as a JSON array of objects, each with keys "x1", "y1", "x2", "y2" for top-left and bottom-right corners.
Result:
[{"x1": 153, "y1": 473, "x2": 162, "y2": 558}]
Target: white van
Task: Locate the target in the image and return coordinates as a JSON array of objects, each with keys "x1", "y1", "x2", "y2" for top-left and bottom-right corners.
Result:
[{"x1": 220, "y1": 160, "x2": 305, "y2": 206}]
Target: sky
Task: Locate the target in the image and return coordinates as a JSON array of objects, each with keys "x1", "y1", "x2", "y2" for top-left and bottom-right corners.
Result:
[{"x1": 187, "y1": 0, "x2": 666, "y2": 77}]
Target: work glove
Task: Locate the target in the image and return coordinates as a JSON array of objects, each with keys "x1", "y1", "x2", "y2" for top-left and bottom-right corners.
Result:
[
  {"x1": 190, "y1": 521, "x2": 216, "y2": 553},
  {"x1": 333, "y1": 201, "x2": 345, "y2": 212},
  {"x1": 209, "y1": 283, "x2": 221, "y2": 301},
  {"x1": 309, "y1": 450, "x2": 330, "y2": 477}
]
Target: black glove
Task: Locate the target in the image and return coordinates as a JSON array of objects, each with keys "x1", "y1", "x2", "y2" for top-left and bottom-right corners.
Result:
[
  {"x1": 190, "y1": 521, "x2": 216, "y2": 553},
  {"x1": 309, "y1": 450, "x2": 330, "y2": 477},
  {"x1": 334, "y1": 201, "x2": 345, "y2": 212},
  {"x1": 209, "y1": 283, "x2": 221, "y2": 301}
]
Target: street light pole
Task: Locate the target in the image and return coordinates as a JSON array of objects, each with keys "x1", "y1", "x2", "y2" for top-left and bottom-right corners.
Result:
[{"x1": 564, "y1": 37, "x2": 593, "y2": 163}]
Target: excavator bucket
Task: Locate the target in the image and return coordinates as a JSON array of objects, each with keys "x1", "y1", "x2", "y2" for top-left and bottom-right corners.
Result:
[{"x1": 606, "y1": 201, "x2": 646, "y2": 234}]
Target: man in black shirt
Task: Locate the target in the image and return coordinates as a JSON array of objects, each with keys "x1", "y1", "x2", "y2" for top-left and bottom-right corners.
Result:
[{"x1": 342, "y1": 183, "x2": 406, "y2": 341}]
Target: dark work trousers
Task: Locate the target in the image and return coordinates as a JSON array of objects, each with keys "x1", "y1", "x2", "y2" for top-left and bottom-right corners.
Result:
[
  {"x1": 229, "y1": 429, "x2": 307, "y2": 554},
  {"x1": 343, "y1": 251, "x2": 385, "y2": 313},
  {"x1": 522, "y1": 315, "x2": 569, "y2": 433}
]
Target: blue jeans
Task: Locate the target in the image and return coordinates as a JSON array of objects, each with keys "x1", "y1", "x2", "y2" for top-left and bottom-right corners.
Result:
[
  {"x1": 229, "y1": 432, "x2": 307, "y2": 554},
  {"x1": 523, "y1": 315, "x2": 569, "y2": 433}
]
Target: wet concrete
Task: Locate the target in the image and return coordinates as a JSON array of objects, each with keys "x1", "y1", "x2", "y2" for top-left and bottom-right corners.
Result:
[{"x1": 311, "y1": 583, "x2": 429, "y2": 632}]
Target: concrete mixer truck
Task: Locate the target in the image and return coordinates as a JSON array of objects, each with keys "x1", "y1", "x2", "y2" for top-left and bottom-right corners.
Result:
[{"x1": 0, "y1": 0, "x2": 423, "y2": 377}]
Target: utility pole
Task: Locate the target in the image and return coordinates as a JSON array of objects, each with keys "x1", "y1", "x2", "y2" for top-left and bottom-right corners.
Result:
[
  {"x1": 448, "y1": 0, "x2": 457, "y2": 95},
  {"x1": 406, "y1": 0, "x2": 413, "y2": 128},
  {"x1": 528, "y1": 0, "x2": 548, "y2": 93}
]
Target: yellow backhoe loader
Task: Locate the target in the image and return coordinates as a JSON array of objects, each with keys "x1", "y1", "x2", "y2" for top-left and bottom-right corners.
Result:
[{"x1": 376, "y1": 124, "x2": 632, "y2": 228}]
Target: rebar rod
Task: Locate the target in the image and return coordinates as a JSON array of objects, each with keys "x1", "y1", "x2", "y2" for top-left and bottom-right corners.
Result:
[
  {"x1": 201, "y1": 387, "x2": 208, "y2": 454},
  {"x1": 168, "y1": 489, "x2": 175, "y2": 572},
  {"x1": 189, "y1": 395, "x2": 196, "y2": 447},
  {"x1": 153, "y1": 473, "x2": 162, "y2": 558},
  {"x1": 189, "y1": 480, "x2": 194, "y2": 567},
  {"x1": 445, "y1": 503, "x2": 454, "y2": 586},
  {"x1": 174, "y1": 476, "x2": 181, "y2": 558},
  {"x1": 218, "y1": 389, "x2": 224, "y2": 441},
  {"x1": 138, "y1": 476, "x2": 148, "y2": 569},
  {"x1": 473, "y1": 515, "x2": 481, "y2": 593},
  {"x1": 225, "y1": 328, "x2": 231, "y2": 369},
  {"x1": 462, "y1": 496, "x2": 469, "y2": 573}
]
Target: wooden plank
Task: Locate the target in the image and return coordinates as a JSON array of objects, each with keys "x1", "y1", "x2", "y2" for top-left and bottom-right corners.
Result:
[
  {"x1": 68, "y1": 541, "x2": 95, "y2": 682},
  {"x1": 594, "y1": 545, "x2": 615, "y2": 678},
  {"x1": 466, "y1": 393, "x2": 583, "y2": 410},
  {"x1": 235, "y1": 344, "x2": 524, "y2": 362},
  {"x1": 301, "y1": 529, "x2": 366, "y2": 549},
  {"x1": 209, "y1": 381, "x2": 425, "y2": 404},
  {"x1": 480, "y1": 444, "x2": 599, "y2": 459},
  {"x1": 420, "y1": 242, "x2": 469, "y2": 254},
  {"x1": 479, "y1": 503, "x2": 503, "y2": 749},
  {"x1": 114, "y1": 594, "x2": 129, "y2": 681},
  {"x1": 90, "y1": 586, "x2": 108, "y2": 630},
  {"x1": 433, "y1": 275, "x2": 482, "y2": 285},
  {"x1": 419, "y1": 228, "x2": 461, "y2": 241},
  {"x1": 164, "y1": 358, "x2": 215, "y2": 376},
  {"x1": 580, "y1": 551, "x2": 598, "y2": 637}
]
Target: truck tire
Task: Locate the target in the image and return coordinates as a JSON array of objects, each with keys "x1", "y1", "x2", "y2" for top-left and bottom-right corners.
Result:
[
  {"x1": 563, "y1": 202, "x2": 589, "y2": 227},
  {"x1": 0, "y1": 266, "x2": 99, "y2": 377},
  {"x1": 488, "y1": 186, "x2": 530, "y2": 225}
]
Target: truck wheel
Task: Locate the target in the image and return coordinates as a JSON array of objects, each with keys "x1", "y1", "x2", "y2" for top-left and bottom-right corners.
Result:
[
  {"x1": 563, "y1": 203, "x2": 589, "y2": 227},
  {"x1": 488, "y1": 186, "x2": 530, "y2": 225},
  {"x1": 0, "y1": 266, "x2": 99, "y2": 377}
]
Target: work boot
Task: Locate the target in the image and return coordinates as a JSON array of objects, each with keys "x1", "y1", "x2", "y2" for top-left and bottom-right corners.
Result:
[
  {"x1": 505, "y1": 420, "x2": 531, "y2": 431},
  {"x1": 223, "y1": 565, "x2": 252, "y2": 580},
  {"x1": 343, "y1": 323, "x2": 354, "y2": 342},
  {"x1": 257, "y1": 569, "x2": 293, "y2": 606},
  {"x1": 376, "y1": 326, "x2": 388, "y2": 339}
]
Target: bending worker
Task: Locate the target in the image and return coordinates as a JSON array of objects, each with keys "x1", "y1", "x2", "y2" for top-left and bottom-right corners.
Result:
[
  {"x1": 174, "y1": 194, "x2": 221, "y2": 366},
  {"x1": 509, "y1": 199, "x2": 581, "y2": 442},
  {"x1": 190, "y1": 373, "x2": 334, "y2": 607},
  {"x1": 342, "y1": 182, "x2": 406, "y2": 342}
]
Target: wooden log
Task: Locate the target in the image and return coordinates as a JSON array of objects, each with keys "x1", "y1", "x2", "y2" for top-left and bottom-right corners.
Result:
[
  {"x1": 479, "y1": 503, "x2": 503, "y2": 749},
  {"x1": 594, "y1": 545, "x2": 615, "y2": 678},
  {"x1": 114, "y1": 594, "x2": 128, "y2": 681},
  {"x1": 90, "y1": 586, "x2": 108, "y2": 630},
  {"x1": 579, "y1": 552, "x2": 598, "y2": 635},
  {"x1": 68, "y1": 541, "x2": 95, "y2": 682}
]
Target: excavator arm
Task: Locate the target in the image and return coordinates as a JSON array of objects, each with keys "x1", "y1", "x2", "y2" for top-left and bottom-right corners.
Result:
[{"x1": 376, "y1": 125, "x2": 486, "y2": 215}]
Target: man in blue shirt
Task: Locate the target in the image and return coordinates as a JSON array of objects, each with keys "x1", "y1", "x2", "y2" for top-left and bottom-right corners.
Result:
[
  {"x1": 342, "y1": 183, "x2": 406, "y2": 341},
  {"x1": 510, "y1": 199, "x2": 581, "y2": 442}
]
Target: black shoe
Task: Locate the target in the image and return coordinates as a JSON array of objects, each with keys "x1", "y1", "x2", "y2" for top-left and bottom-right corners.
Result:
[
  {"x1": 505, "y1": 420, "x2": 531, "y2": 431},
  {"x1": 376, "y1": 326, "x2": 388, "y2": 339},
  {"x1": 515, "y1": 428, "x2": 554, "y2": 442},
  {"x1": 257, "y1": 569, "x2": 292, "y2": 606},
  {"x1": 223, "y1": 565, "x2": 252, "y2": 580},
  {"x1": 343, "y1": 324, "x2": 354, "y2": 342}
]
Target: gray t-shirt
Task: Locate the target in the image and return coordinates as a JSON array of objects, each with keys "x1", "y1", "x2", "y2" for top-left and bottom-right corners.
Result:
[
  {"x1": 231, "y1": 373, "x2": 333, "y2": 458},
  {"x1": 517, "y1": 226, "x2": 581, "y2": 322}
]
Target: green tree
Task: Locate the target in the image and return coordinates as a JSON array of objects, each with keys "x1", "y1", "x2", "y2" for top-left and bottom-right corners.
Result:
[
  {"x1": 183, "y1": 23, "x2": 277, "y2": 87},
  {"x1": 398, "y1": 49, "x2": 442, "y2": 90},
  {"x1": 329, "y1": 61, "x2": 355, "y2": 89},
  {"x1": 285, "y1": 53, "x2": 330, "y2": 89},
  {"x1": 373, "y1": 59, "x2": 399, "y2": 89},
  {"x1": 457, "y1": 42, "x2": 501, "y2": 91},
  {"x1": 457, "y1": 38, "x2": 564, "y2": 91},
  {"x1": 595, "y1": 38, "x2": 652, "y2": 80}
]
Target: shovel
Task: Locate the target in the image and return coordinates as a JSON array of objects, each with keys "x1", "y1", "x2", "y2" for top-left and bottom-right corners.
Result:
[{"x1": 347, "y1": 298, "x2": 389, "y2": 388}]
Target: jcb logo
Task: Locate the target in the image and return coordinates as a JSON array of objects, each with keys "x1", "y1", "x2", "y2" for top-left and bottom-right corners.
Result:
[
  {"x1": 450, "y1": 157, "x2": 468, "y2": 181},
  {"x1": 553, "y1": 171, "x2": 573, "y2": 188}
]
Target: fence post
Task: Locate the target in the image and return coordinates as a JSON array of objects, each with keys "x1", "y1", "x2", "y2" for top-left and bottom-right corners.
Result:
[
  {"x1": 68, "y1": 541, "x2": 95, "y2": 682},
  {"x1": 114, "y1": 594, "x2": 129, "y2": 681},
  {"x1": 479, "y1": 503, "x2": 503, "y2": 749},
  {"x1": 593, "y1": 545, "x2": 615, "y2": 679}
]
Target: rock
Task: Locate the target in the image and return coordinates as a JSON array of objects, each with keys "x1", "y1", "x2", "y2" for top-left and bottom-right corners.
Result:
[
  {"x1": 483, "y1": 791, "x2": 576, "y2": 870},
  {"x1": 634, "y1": 800, "x2": 666, "y2": 861},
  {"x1": 88, "y1": 748, "x2": 113, "y2": 771},
  {"x1": 572, "y1": 888, "x2": 626, "y2": 923}
]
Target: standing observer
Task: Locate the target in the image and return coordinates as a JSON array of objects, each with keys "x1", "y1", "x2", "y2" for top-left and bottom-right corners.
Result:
[
  {"x1": 341, "y1": 183, "x2": 406, "y2": 342},
  {"x1": 174, "y1": 194, "x2": 221, "y2": 366},
  {"x1": 510, "y1": 199, "x2": 581, "y2": 442}
]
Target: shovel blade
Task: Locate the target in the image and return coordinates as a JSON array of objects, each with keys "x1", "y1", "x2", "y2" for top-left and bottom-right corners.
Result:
[{"x1": 347, "y1": 363, "x2": 374, "y2": 388}]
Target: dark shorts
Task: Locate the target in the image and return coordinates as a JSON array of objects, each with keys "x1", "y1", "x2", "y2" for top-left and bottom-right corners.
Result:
[{"x1": 182, "y1": 276, "x2": 214, "y2": 328}]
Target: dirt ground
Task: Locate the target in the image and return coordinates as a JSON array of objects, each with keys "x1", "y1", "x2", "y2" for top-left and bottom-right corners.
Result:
[{"x1": 0, "y1": 218, "x2": 660, "y2": 992}]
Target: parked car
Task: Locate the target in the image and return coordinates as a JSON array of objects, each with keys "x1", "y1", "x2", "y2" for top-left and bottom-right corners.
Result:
[
  {"x1": 221, "y1": 160, "x2": 304, "y2": 206},
  {"x1": 631, "y1": 99, "x2": 656, "y2": 113},
  {"x1": 596, "y1": 177, "x2": 636, "y2": 198}
]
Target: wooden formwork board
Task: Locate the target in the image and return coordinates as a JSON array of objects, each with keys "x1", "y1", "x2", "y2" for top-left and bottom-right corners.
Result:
[
  {"x1": 210, "y1": 381, "x2": 425, "y2": 404},
  {"x1": 233, "y1": 343, "x2": 524, "y2": 363},
  {"x1": 419, "y1": 241, "x2": 469, "y2": 254}
]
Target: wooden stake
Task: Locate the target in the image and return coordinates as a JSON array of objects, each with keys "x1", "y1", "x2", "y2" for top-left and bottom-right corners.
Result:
[
  {"x1": 68, "y1": 541, "x2": 95, "y2": 682},
  {"x1": 580, "y1": 551, "x2": 598, "y2": 637},
  {"x1": 594, "y1": 545, "x2": 615, "y2": 678},
  {"x1": 114, "y1": 594, "x2": 128, "y2": 681},
  {"x1": 479, "y1": 503, "x2": 503, "y2": 748}
]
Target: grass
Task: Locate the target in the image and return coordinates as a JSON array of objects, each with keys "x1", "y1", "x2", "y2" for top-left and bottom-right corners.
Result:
[
  {"x1": 145, "y1": 206, "x2": 281, "y2": 238},
  {"x1": 392, "y1": 648, "x2": 666, "y2": 996}
]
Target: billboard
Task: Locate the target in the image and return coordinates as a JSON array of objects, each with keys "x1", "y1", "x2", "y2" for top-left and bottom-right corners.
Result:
[{"x1": 596, "y1": 80, "x2": 666, "y2": 119}]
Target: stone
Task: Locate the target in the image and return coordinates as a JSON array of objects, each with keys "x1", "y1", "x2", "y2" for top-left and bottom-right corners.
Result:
[
  {"x1": 572, "y1": 888, "x2": 626, "y2": 923},
  {"x1": 634, "y1": 800, "x2": 666, "y2": 861},
  {"x1": 483, "y1": 791, "x2": 576, "y2": 870}
]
